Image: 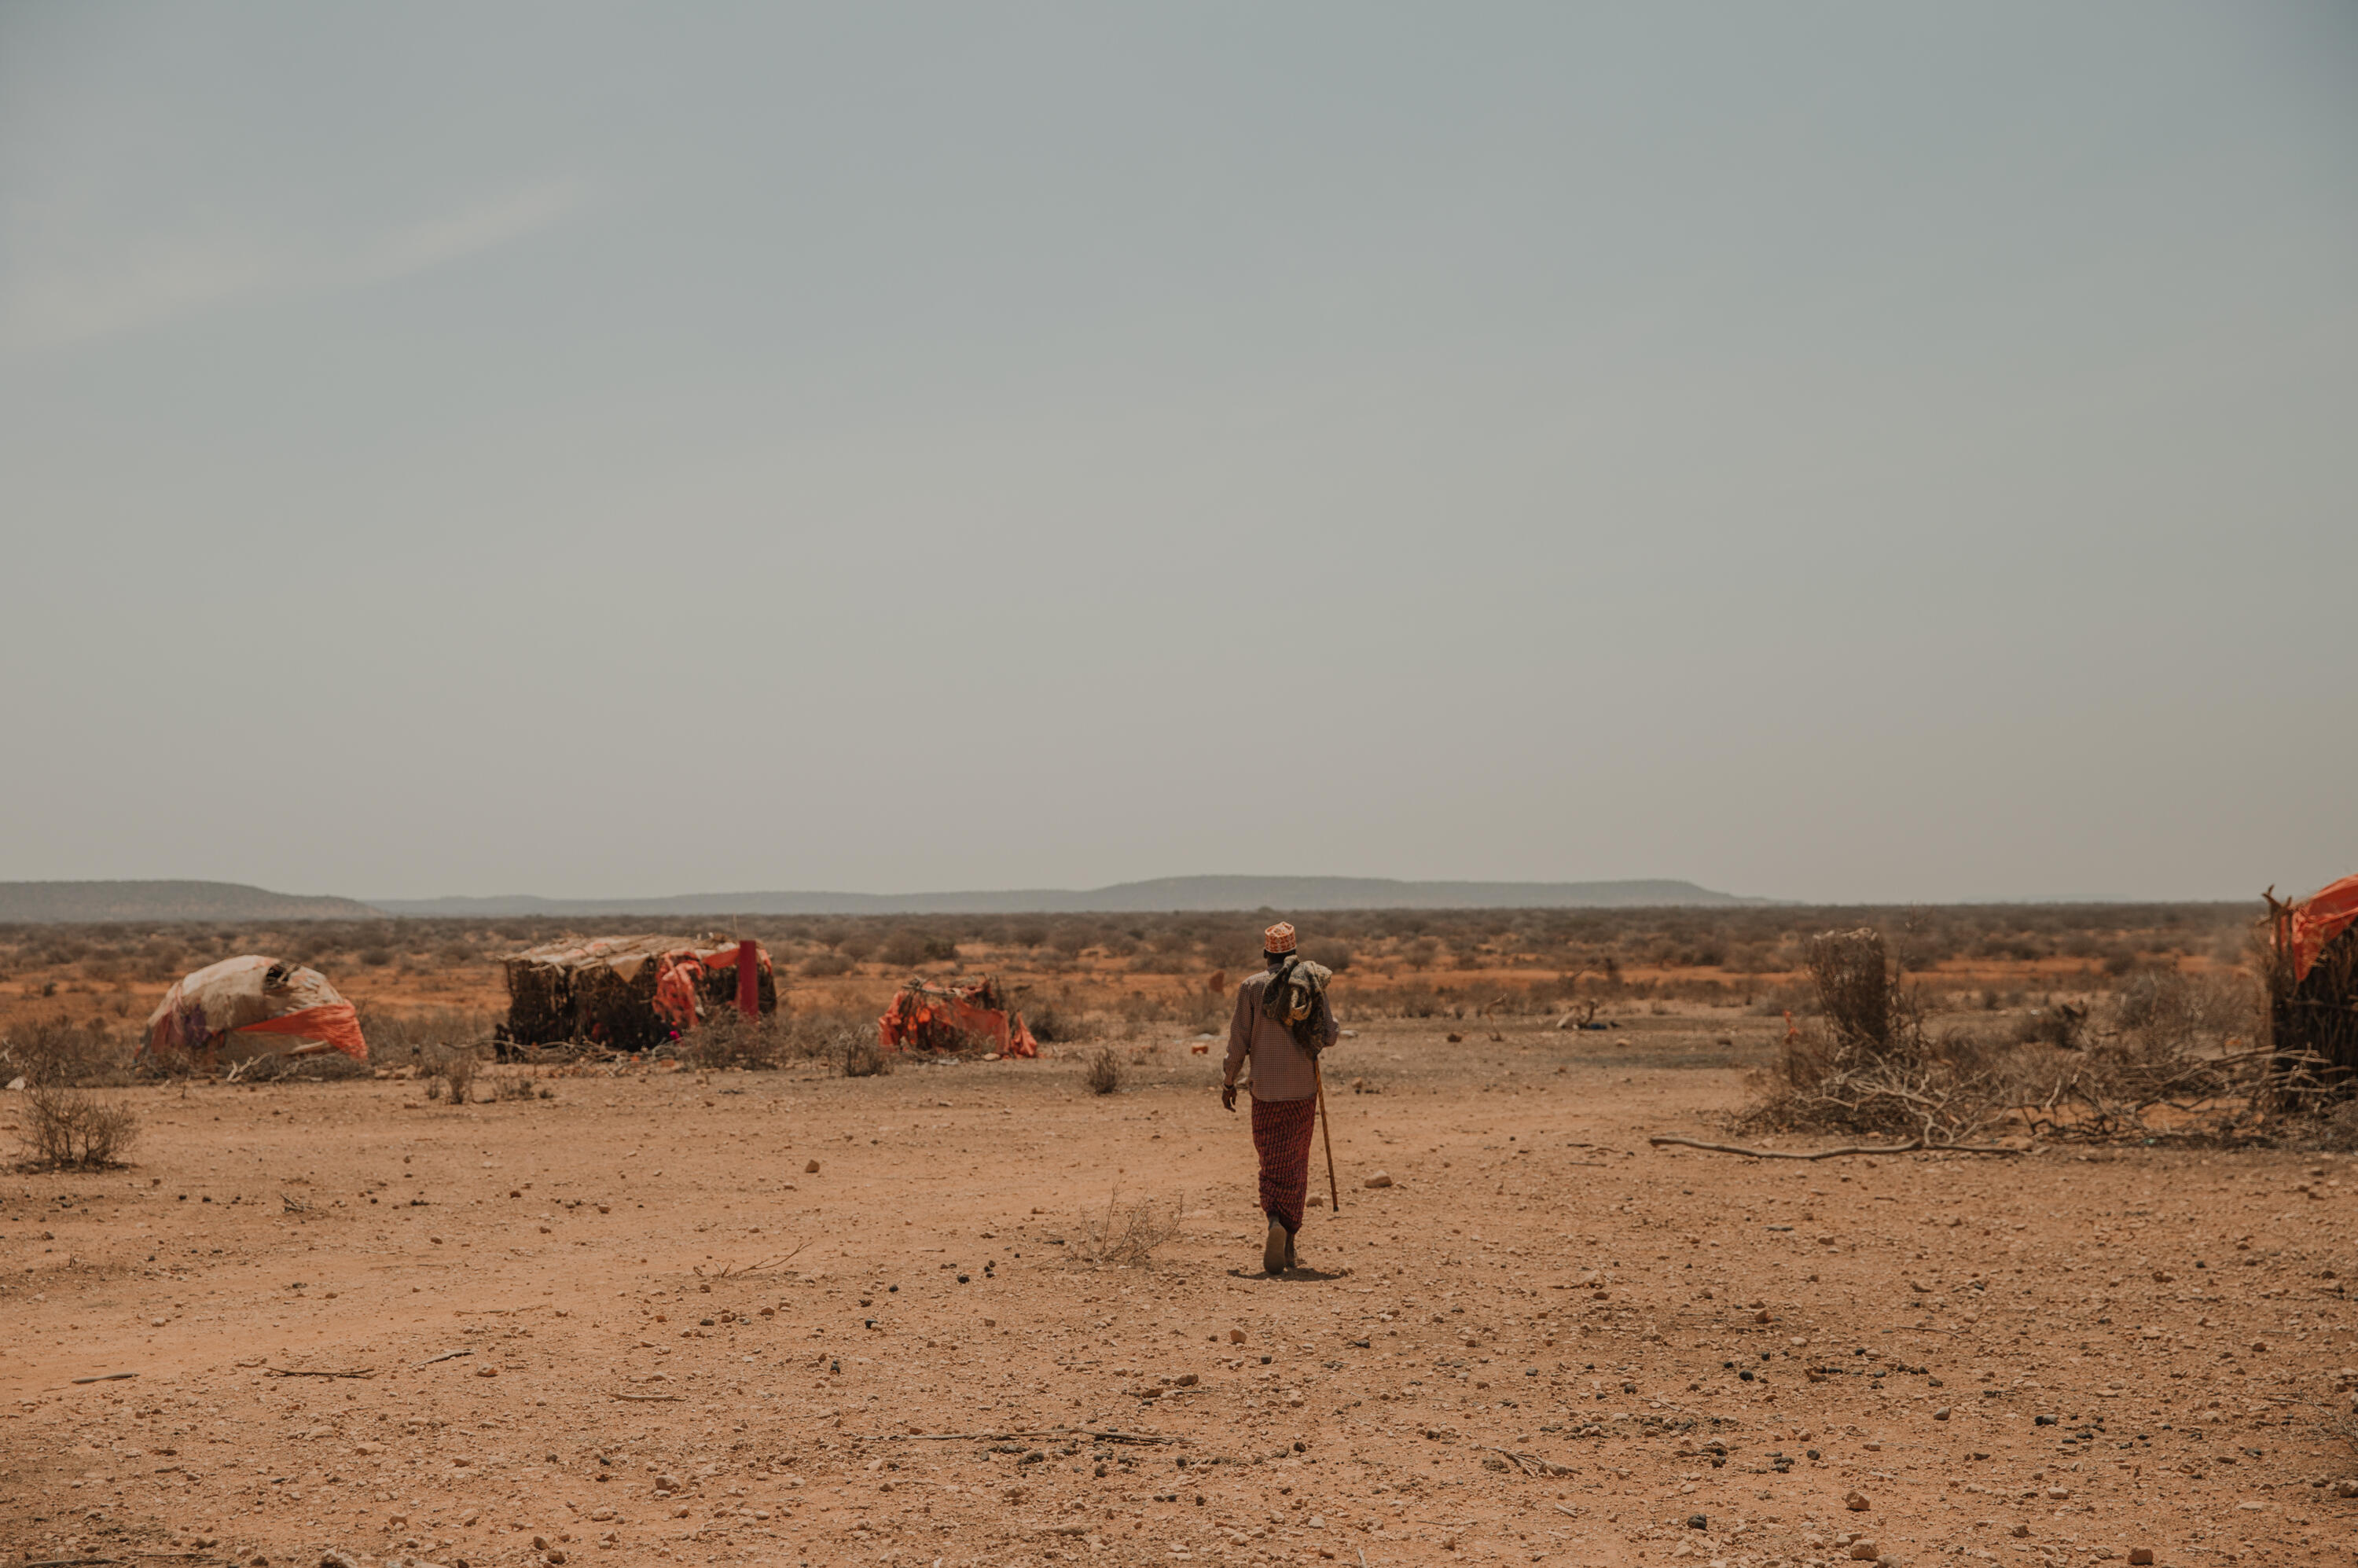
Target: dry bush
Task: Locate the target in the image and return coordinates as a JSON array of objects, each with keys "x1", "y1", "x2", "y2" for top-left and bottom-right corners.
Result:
[
  {"x1": 843, "y1": 1035, "x2": 891, "y2": 1078},
  {"x1": 1026, "y1": 999, "x2": 1083, "y2": 1045},
  {"x1": 678, "y1": 1009, "x2": 784, "y2": 1070},
  {"x1": 364, "y1": 1007, "x2": 495, "y2": 1063},
  {"x1": 413, "y1": 1045, "x2": 481, "y2": 1103},
  {"x1": 1743, "y1": 929, "x2": 2000, "y2": 1144},
  {"x1": 1077, "y1": 1188, "x2": 1184, "y2": 1267},
  {"x1": 17, "y1": 1084, "x2": 139, "y2": 1169},
  {"x1": 1084, "y1": 1046, "x2": 1123, "y2": 1096},
  {"x1": 2, "y1": 1015, "x2": 127, "y2": 1087}
]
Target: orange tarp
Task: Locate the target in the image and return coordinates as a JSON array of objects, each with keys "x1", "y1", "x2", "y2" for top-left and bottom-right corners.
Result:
[
  {"x1": 2282, "y1": 874, "x2": 2358, "y2": 983},
  {"x1": 879, "y1": 980, "x2": 1038, "y2": 1059},
  {"x1": 233, "y1": 1003, "x2": 369, "y2": 1060}
]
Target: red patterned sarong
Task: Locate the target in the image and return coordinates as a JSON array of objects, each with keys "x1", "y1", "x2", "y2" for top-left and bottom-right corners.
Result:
[{"x1": 1251, "y1": 1096, "x2": 1318, "y2": 1233}]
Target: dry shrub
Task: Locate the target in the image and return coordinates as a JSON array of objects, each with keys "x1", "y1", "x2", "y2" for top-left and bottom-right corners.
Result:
[
  {"x1": 1084, "y1": 1046, "x2": 1123, "y2": 1096},
  {"x1": 417, "y1": 1045, "x2": 481, "y2": 1103},
  {"x1": 2, "y1": 1015, "x2": 127, "y2": 1087},
  {"x1": 1078, "y1": 1188, "x2": 1183, "y2": 1267},
  {"x1": 1026, "y1": 999, "x2": 1083, "y2": 1045},
  {"x1": 1745, "y1": 929, "x2": 1999, "y2": 1144},
  {"x1": 1751, "y1": 932, "x2": 2279, "y2": 1145},
  {"x1": 682, "y1": 1006, "x2": 867, "y2": 1071},
  {"x1": 364, "y1": 1007, "x2": 495, "y2": 1063},
  {"x1": 18, "y1": 1084, "x2": 139, "y2": 1169},
  {"x1": 843, "y1": 1035, "x2": 891, "y2": 1078}
]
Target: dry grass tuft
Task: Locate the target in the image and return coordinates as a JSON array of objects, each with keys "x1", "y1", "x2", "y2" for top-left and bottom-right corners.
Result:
[
  {"x1": 17, "y1": 1084, "x2": 139, "y2": 1168},
  {"x1": 843, "y1": 1034, "x2": 892, "y2": 1078},
  {"x1": 1078, "y1": 1187, "x2": 1184, "y2": 1267},
  {"x1": 1084, "y1": 1046, "x2": 1123, "y2": 1096}
]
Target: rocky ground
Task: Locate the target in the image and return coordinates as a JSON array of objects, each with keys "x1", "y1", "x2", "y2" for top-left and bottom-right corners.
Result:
[{"x1": 4, "y1": 1012, "x2": 2355, "y2": 1568}]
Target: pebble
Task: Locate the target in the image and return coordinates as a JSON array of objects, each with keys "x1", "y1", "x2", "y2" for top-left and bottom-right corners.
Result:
[
  {"x1": 1364, "y1": 1171, "x2": 1394, "y2": 1188},
  {"x1": 806, "y1": 1159, "x2": 821, "y2": 1173},
  {"x1": 1845, "y1": 1490, "x2": 1871, "y2": 1511}
]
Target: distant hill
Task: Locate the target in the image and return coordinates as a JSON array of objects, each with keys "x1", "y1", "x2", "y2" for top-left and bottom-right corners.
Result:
[
  {"x1": 0, "y1": 880, "x2": 384, "y2": 924},
  {"x1": 371, "y1": 876, "x2": 1763, "y2": 917}
]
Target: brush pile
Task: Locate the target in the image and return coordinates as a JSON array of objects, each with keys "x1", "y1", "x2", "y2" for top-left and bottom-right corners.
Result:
[
  {"x1": 501, "y1": 935, "x2": 775, "y2": 1052},
  {"x1": 1744, "y1": 929, "x2": 1994, "y2": 1143}
]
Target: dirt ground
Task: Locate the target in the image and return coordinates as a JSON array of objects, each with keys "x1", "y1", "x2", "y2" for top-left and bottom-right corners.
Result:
[{"x1": 5, "y1": 1012, "x2": 2356, "y2": 1568}]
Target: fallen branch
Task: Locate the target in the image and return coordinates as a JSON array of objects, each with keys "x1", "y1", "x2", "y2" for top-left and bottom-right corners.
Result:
[
  {"x1": 417, "y1": 1347, "x2": 475, "y2": 1367},
  {"x1": 265, "y1": 1365, "x2": 375, "y2": 1379},
  {"x1": 610, "y1": 1392, "x2": 685, "y2": 1401},
  {"x1": 1482, "y1": 1445, "x2": 1575, "y2": 1478},
  {"x1": 865, "y1": 1427, "x2": 1183, "y2": 1446},
  {"x1": 692, "y1": 1239, "x2": 811, "y2": 1280},
  {"x1": 69, "y1": 1372, "x2": 138, "y2": 1385},
  {"x1": 1647, "y1": 1134, "x2": 2022, "y2": 1160}
]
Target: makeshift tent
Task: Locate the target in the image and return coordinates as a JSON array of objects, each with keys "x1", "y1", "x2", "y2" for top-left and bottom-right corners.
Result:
[
  {"x1": 2267, "y1": 876, "x2": 2358, "y2": 1086},
  {"x1": 878, "y1": 975, "x2": 1038, "y2": 1058},
  {"x1": 141, "y1": 956, "x2": 368, "y2": 1063},
  {"x1": 501, "y1": 935, "x2": 775, "y2": 1051}
]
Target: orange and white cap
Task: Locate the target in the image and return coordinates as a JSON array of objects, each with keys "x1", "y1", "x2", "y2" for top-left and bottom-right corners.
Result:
[{"x1": 1263, "y1": 922, "x2": 1297, "y2": 954}]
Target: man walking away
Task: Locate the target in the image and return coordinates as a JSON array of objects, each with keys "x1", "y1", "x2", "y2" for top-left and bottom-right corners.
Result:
[{"x1": 1221, "y1": 922, "x2": 1340, "y2": 1275}]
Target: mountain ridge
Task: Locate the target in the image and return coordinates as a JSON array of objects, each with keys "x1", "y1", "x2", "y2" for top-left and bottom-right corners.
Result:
[
  {"x1": 0, "y1": 880, "x2": 381, "y2": 924},
  {"x1": 369, "y1": 876, "x2": 1765, "y2": 917}
]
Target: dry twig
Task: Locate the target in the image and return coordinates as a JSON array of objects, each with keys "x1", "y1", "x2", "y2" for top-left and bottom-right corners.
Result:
[{"x1": 1649, "y1": 1134, "x2": 2022, "y2": 1160}]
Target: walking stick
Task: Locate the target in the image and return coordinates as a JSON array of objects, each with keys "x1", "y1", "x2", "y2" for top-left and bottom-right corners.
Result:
[{"x1": 1314, "y1": 1057, "x2": 1340, "y2": 1215}]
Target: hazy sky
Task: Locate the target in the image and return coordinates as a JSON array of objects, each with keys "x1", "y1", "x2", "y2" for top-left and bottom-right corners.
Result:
[{"x1": 2, "y1": 3, "x2": 2352, "y2": 905}]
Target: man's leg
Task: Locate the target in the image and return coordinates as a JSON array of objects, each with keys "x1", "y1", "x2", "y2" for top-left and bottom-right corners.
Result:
[{"x1": 1251, "y1": 1096, "x2": 1317, "y2": 1274}]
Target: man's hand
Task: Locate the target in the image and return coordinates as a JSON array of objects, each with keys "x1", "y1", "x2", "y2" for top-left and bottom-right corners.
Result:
[{"x1": 1221, "y1": 1082, "x2": 1238, "y2": 1112}]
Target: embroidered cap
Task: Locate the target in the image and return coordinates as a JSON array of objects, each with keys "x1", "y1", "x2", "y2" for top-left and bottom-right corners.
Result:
[{"x1": 1263, "y1": 922, "x2": 1298, "y2": 955}]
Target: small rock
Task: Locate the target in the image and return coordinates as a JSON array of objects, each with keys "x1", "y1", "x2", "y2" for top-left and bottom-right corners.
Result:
[
  {"x1": 2009, "y1": 1524, "x2": 2032, "y2": 1538},
  {"x1": 805, "y1": 1159, "x2": 821, "y2": 1174},
  {"x1": 1364, "y1": 1171, "x2": 1394, "y2": 1189},
  {"x1": 1685, "y1": 1513, "x2": 1707, "y2": 1529},
  {"x1": 1846, "y1": 1541, "x2": 1879, "y2": 1562},
  {"x1": 1229, "y1": 1327, "x2": 1247, "y2": 1344},
  {"x1": 320, "y1": 1553, "x2": 361, "y2": 1568},
  {"x1": 2046, "y1": 1485, "x2": 2070, "y2": 1500},
  {"x1": 1845, "y1": 1490, "x2": 1871, "y2": 1511},
  {"x1": 2128, "y1": 1551, "x2": 2154, "y2": 1566},
  {"x1": 475, "y1": 1364, "x2": 499, "y2": 1378},
  {"x1": 1933, "y1": 1406, "x2": 1950, "y2": 1420}
]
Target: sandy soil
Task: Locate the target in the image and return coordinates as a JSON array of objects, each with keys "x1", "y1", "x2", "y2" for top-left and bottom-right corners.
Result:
[{"x1": 4, "y1": 1013, "x2": 2355, "y2": 1568}]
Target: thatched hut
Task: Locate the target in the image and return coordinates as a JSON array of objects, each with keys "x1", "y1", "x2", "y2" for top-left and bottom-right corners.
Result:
[
  {"x1": 501, "y1": 935, "x2": 776, "y2": 1051},
  {"x1": 2264, "y1": 876, "x2": 2358, "y2": 1092}
]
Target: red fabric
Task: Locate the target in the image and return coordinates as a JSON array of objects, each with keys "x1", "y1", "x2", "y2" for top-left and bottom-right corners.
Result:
[
  {"x1": 653, "y1": 958, "x2": 703, "y2": 1031},
  {"x1": 1263, "y1": 922, "x2": 1296, "y2": 954},
  {"x1": 1251, "y1": 1095, "x2": 1318, "y2": 1232},
  {"x1": 2285, "y1": 874, "x2": 2358, "y2": 983},
  {"x1": 736, "y1": 939, "x2": 760, "y2": 1017},
  {"x1": 878, "y1": 984, "x2": 1039, "y2": 1058},
  {"x1": 232, "y1": 1003, "x2": 369, "y2": 1061}
]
